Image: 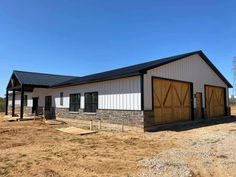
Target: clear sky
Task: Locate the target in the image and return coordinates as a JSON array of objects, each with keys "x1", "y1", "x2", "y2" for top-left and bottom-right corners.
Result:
[{"x1": 0, "y1": 0, "x2": 235, "y2": 97}]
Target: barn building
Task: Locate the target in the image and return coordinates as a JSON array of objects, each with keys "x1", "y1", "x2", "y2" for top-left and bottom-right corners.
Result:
[{"x1": 5, "y1": 51, "x2": 232, "y2": 130}]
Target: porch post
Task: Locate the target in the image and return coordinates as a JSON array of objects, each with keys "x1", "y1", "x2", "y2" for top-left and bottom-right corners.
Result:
[
  {"x1": 12, "y1": 90, "x2": 15, "y2": 117},
  {"x1": 20, "y1": 86, "x2": 24, "y2": 119},
  {"x1": 5, "y1": 89, "x2": 8, "y2": 115}
]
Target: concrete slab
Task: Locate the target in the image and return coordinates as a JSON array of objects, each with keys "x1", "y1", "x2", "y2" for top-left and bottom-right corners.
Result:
[
  {"x1": 57, "y1": 127, "x2": 97, "y2": 135},
  {"x1": 4, "y1": 116, "x2": 43, "y2": 122},
  {"x1": 4, "y1": 117, "x2": 18, "y2": 122},
  {"x1": 145, "y1": 116, "x2": 236, "y2": 132}
]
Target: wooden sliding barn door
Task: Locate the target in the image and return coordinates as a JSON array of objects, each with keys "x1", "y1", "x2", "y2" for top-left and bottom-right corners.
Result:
[
  {"x1": 205, "y1": 86, "x2": 226, "y2": 118},
  {"x1": 153, "y1": 78, "x2": 192, "y2": 124}
]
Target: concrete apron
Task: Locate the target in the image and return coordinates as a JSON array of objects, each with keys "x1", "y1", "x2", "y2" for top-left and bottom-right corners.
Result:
[{"x1": 144, "y1": 116, "x2": 236, "y2": 132}]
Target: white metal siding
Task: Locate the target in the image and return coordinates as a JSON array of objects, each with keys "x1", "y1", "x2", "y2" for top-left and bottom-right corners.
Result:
[
  {"x1": 25, "y1": 76, "x2": 142, "y2": 110},
  {"x1": 144, "y1": 54, "x2": 229, "y2": 110},
  {"x1": 8, "y1": 93, "x2": 33, "y2": 107},
  {"x1": 7, "y1": 54, "x2": 229, "y2": 113},
  {"x1": 8, "y1": 94, "x2": 21, "y2": 106}
]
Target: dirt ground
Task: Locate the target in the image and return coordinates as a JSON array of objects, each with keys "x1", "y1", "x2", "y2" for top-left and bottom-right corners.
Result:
[{"x1": 0, "y1": 113, "x2": 236, "y2": 177}]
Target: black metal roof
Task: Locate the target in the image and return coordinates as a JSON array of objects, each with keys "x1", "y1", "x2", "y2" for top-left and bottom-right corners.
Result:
[
  {"x1": 8, "y1": 51, "x2": 232, "y2": 89},
  {"x1": 12, "y1": 71, "x2": 78, "y2": 87},
  {"x1": 53, "y1": 50, "x2": 232, "y2": 88}
]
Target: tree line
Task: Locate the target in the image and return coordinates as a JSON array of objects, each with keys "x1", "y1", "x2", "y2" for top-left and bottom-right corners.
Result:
[{"x1": 0, "y1": 97, "x2": 5, "y2": 112}]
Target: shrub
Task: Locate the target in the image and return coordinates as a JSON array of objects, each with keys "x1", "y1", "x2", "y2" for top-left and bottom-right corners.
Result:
[{"x1": 0, "y1": 97, "x2": 5, "y2": 112}]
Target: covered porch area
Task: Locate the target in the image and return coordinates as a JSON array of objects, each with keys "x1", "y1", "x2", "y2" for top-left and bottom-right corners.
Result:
[
  {"x1": 5, "y1": 71, "x2": 49, "y2": 120},
  {"x1": 5, "y1": 70, "x2": 75, "y2": 120}
]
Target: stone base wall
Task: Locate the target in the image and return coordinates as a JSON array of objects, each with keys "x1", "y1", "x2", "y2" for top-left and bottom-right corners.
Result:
[
  {"x1": 55, "y1": 108, "x2": 144, "y2": 127},
  {"x1": 96, "y1": 109, "x2": 144, "y2": 127},
  {"x1": 7, "y1": 106, "x2": 32, "y2": 116},
  {"x1": 45, "y1": 108, "x2": 56, "y2": 119},
  {"x1": 143, "y1": 110, "x2": 155, "y2": 127},
  {"x1": 24, "y1": 107, "x2": 32, "y2": 115}
]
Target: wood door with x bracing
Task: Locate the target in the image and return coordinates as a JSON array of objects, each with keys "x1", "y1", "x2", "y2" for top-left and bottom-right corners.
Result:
[
  {"x1": 153, "y1": 78, "x2": 192, "y2": 124},
  {"x1": 205, "y1": 85, "x2": 226, "y2": 118}
]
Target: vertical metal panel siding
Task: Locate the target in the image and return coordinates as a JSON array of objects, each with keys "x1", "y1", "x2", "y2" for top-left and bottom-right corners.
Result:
[
  {"x1": 28, "y1": 76, "x2": 141, "y2": 111},
  {"x1": 144, "y1": 54, "x2": 228, "y2": 110},
  {"x1": 8, "y1": 93, "x2": 33, "y2": 107}
]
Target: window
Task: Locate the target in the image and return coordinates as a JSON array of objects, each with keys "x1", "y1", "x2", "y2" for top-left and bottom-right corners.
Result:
[
  {"x1": 24, "y1": 95, "x2": 28, "y2": 106},
  {"x1": 60, "y1": 92, "x2": 63, "y2": 106},
  {"x1": 45, "y1": 96, "x2": 52, "y2": 111},
  {"x1": 69, "y1": 94, "x2": 80, "y2": 112},
  {"x1": 84, "y1": 92, "x2": 98, "y2": 113}
]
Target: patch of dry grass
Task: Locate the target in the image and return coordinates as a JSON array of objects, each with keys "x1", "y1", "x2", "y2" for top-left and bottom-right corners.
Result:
[{"x1": 0, "y1": 113, "x2": 235, "y2": 177}]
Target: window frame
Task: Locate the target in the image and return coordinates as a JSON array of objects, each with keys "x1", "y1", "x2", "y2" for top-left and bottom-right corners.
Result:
[
  {"x1": 84, "y1": 92, "x2": 98, "y2": 113},
  {"x1": 69, "y1": 93, "x2": 81, "y2": 112},
  {"x1": 60, "y1": 92, "x2": 63, "y2": 106}
]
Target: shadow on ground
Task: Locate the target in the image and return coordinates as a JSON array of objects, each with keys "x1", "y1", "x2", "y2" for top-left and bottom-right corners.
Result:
[{"x1": 146, "y1": 116, "x2": 236, "y2": 132}]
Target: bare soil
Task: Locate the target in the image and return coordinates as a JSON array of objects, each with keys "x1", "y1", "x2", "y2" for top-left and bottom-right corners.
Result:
[{"x1": 0, "y1": 113, "x2": 236, "y2": 177}]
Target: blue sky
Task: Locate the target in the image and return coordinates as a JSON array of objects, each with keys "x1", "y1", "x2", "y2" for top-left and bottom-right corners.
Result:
[{"x1": 0, "y1": 0, "x2": 235, "y2": 97}]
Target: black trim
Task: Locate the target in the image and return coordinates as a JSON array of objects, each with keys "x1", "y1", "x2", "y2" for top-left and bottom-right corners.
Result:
[
  {"x1": 151, "y1": 76, "x2": 194, "y2": 121},
  {"x1": 204, "y1": 84, "x2": 227, "y2": 118},
  {"x1": 7, "y1": 73, "x2": 22, "y2": 89},
  {"x1": 60, "y1": 92, "x2": 64, "y2": 106},
  {"x1": 12, "y1": 90, "x2": 15, "y2": 117},
  {"x1": 8, "y1": 86, "x2": 22, "y2": 91},
  {"x1": 24, "y1": 95, "x2": 28, "y2": 107},
  {"x1": 190, "y1": 83, "x2": 194, "y2": 121},
  {"x1": 195, "y1": 92, "x2": 204, "y2": 119},
  {"x1": 224, "y1": 88, "x2": 227, "y2": 116},
  {"x1": 5, "y1": 89, "x2": 8, "y2": 115},
  {"x1": 140, "y1": 74, "x2": 144, "y2": 111},
  {"x1": 20, "y1": 86, "x2": 24, "y2": 119},
  {"x1": 199, "y1": 53, "x2": 232, "y2": 88},
  {"x1": 52, "y1": 74, "x2": 140, "y2": 89},
  {"x1": 204, "y1": 85, "x2": 207, "y2": 118}
]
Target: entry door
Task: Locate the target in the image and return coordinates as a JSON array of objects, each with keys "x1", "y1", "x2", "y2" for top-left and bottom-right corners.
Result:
[
  {"x1": 153, "y1": 78, "x2": 192, "y2": 124},
  {"x1": 45, "y1": 96, "x2": 52, "y2": 111},
  {"x1": 32, "y1": 97, "x2": 39, "y2": 114},
  {"x1": 205, "y1": 86, "x2": 226, "y2": 118},
  {"x1": 195, "y1": 92, "x2": 203, "y2": 118}
]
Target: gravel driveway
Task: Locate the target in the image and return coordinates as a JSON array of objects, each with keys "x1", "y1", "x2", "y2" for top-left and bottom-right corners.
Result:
[{"x1": 138, "y1": 120, "x2": 236, "y2": 177}]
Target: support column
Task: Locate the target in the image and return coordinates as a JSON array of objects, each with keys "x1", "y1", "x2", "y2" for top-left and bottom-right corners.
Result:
[
  {"x1": 20, "y1": 86, "x2": 24, "y2": 119},
  {"x1": 12, "y1": 90, "x2": 15, "y2": 117},
  {"x1": 5, "y1": 89, "x2": 8, "y2": 115}
]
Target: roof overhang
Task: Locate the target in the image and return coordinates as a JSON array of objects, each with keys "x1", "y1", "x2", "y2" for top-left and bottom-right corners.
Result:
[{"x1": 7, "y1": 73, "x2": 51, "y2": 91}]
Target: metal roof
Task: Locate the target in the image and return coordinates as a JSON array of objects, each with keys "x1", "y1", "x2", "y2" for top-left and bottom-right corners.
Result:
[
  {"x1": 12, "y1": 71, "x2": 78, "y2": 87},
  {"x1": 8, "y1": 51, "x2": 232, "y2": 88},
  {"x1": 53, "y1": 50, "x2": 232, "y2": 88}
]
